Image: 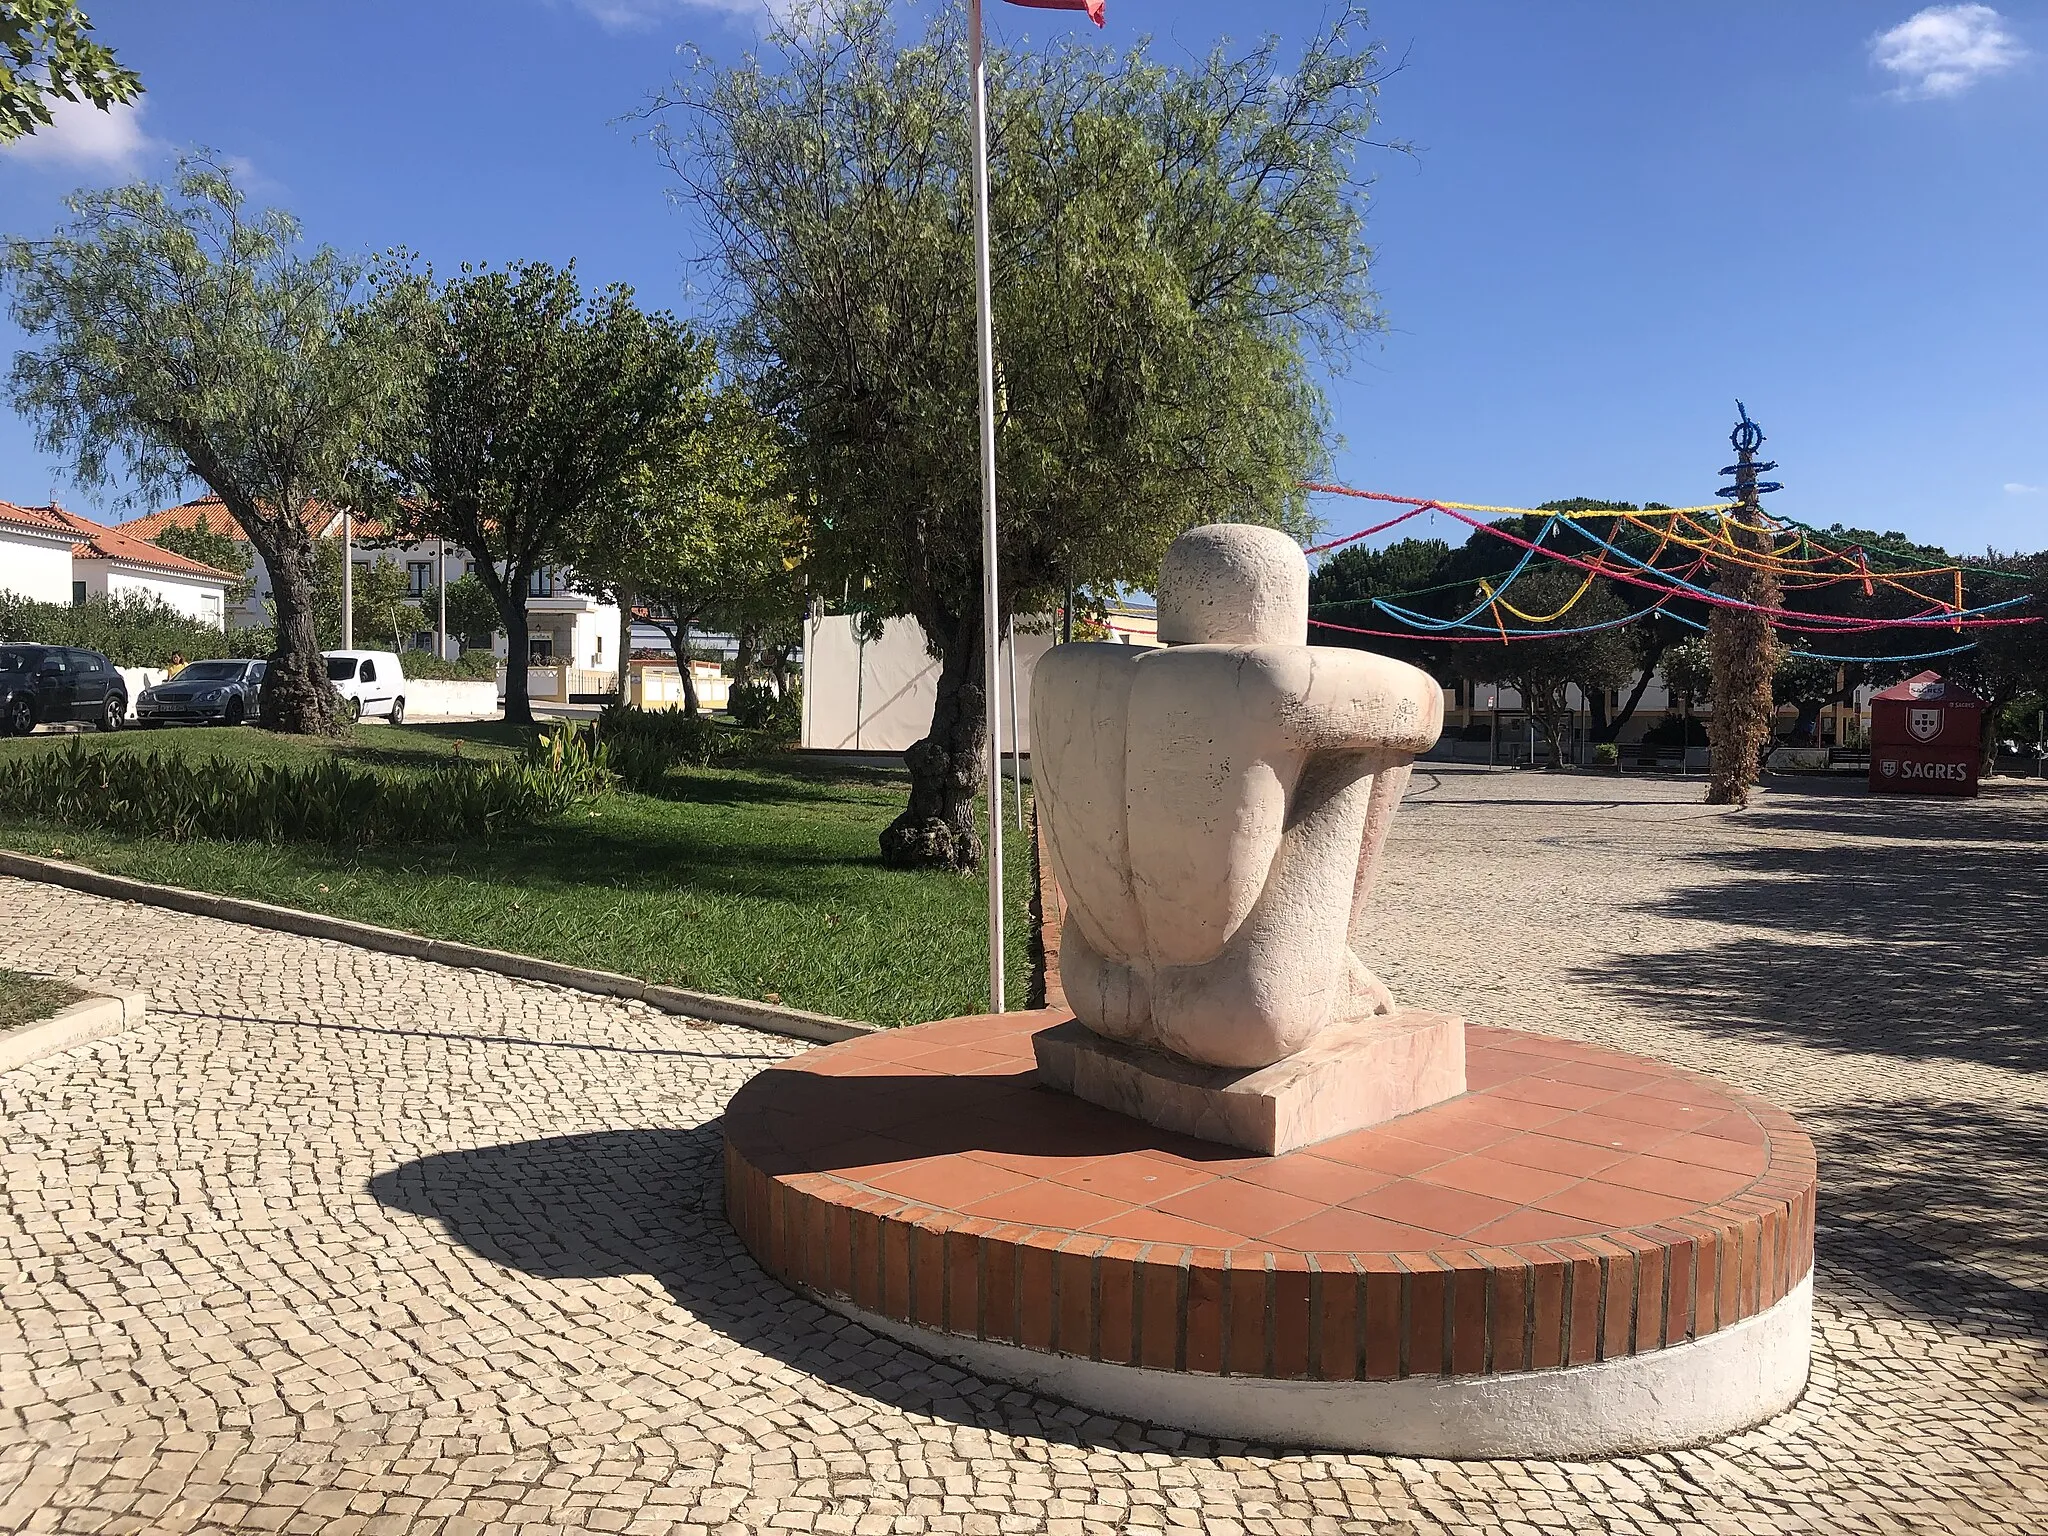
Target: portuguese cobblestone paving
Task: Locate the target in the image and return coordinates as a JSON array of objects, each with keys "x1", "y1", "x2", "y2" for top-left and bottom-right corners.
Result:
[{"x1": 2, "y1": 769, "x2": 2044, "y2": 1535}]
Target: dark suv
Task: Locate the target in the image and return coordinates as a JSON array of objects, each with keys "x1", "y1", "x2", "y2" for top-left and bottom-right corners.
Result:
[{"x1": 0, "y1": 645, "x2": 129, "y2": 735}]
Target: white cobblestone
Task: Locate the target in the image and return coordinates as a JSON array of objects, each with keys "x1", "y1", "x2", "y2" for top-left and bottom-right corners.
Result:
[{"x1": 0, "y1": 769, "x2": 2043, "y2": 1533}]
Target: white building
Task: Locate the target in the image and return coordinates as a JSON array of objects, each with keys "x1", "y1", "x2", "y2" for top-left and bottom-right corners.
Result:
[
  {"x1": 120, "y1": 496, "x2": 618, "y2": 670},
  {"x1": 2, "y1": 501, "x2": 233, "y2": 624},
  {"x1": 0, "y1": 501, "x2": 77, "y2": 604}
]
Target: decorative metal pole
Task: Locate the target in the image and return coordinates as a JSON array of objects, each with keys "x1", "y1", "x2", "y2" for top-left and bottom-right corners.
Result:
[
  {"x1": 969, "y1": 0, "x2": 1006, "y2": 1012},
  {"x1": 436, "y1": 538, "x2": 447, "y2": 660},
  {"x1": 1704, "y1": 403, "x2": 1785, "y2": 806}
]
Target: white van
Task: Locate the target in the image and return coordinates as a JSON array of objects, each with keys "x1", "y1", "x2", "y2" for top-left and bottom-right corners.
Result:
[{"x1": 323, "y1": 650, "x2": 408, "y2": 725}]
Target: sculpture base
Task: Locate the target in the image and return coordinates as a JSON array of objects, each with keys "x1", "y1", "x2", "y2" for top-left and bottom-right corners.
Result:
[{"x1": 1032, "y1": 1012, "x2": 1466, "y2": 1156}]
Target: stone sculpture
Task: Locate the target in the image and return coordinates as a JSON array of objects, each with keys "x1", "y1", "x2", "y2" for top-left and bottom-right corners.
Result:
[{"x1": 1031, "y1": 523, "x2": 1462, "y2": 1152}]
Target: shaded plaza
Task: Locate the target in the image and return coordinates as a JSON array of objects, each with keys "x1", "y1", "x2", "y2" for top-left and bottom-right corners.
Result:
[{"x1": 1, "y1": 769, "x2": 2043, "y2": 1534}]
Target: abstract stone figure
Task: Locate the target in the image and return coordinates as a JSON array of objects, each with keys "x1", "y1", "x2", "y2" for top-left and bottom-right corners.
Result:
[{"x1": 1032, "y1": 524, "x2": 1444, "y2": 1072}]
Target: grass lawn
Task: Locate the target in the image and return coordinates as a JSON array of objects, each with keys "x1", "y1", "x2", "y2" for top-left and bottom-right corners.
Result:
[
  {"x1": 0, "y1": 722, "x2": 1035, "y2": 1026},
  {"x1": 0, "y1": 968, "x2": 85, "y2": 1033}
]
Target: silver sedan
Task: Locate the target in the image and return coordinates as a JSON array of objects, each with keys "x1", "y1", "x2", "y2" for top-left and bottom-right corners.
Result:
[{"x1": 136, "y1": 659, "x2": 267, "y2": 726}]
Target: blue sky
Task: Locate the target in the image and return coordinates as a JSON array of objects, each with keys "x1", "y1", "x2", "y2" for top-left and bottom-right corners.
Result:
[{"x1": 1, "y1": 0, "x2": 2043, "y2": 556}]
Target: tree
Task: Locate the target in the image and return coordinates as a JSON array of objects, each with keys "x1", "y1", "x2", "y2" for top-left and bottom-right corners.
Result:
[
  {"x1": 1944, "y1": 554, "x2": 2048, "y2": 774},
  {"x1": 1, "y1": 0, "x2": 139, "y2": 142},
  {"x1": 358, "y1": 261, "x2": 708, "y2": 725},
  {"x1": 4, "y1": 158, "x2": 415, "y2": 732},
  {"x1": 565, "y1": 370, "x2": 803, "y2": 718},
  {"x1": 1460, "y1": 565, "x2": 1635, "y2": 767},
  {"x1": 438, "y1": 572, "x2": 502, "y2": 651},
  {"x1": 348, "y1": 559, "x2": 423, "y2": 653},
  {"x1": 653, "y1": 0, "x2": 1390, "y2": 868},
  {"x1": 148, "y1": 509, "x2": 255, "y2": 612}
]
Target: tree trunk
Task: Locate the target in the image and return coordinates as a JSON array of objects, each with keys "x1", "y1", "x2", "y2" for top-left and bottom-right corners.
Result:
[
  {"x1": 1602, "y1": 654, "x2": 1663, "y2": 744},
  {"x1": 249, "y1": 523, "x2": 341, "y2": 735},
  {"x1": 675, "y1": 622, "x2": 700, "y2": 719},
  {"x1": 502, "y1": 602, "x2": 534, "y2": 726},
  {"x1": 881, "y1": 614, "x2": 985, "y2": 871},
  {"x1": 1706, "y1": 553, "x2": 1783, "y2": 806},
  {"x1": 616, "y1": 585, "x2": 634, "y2": 704}
]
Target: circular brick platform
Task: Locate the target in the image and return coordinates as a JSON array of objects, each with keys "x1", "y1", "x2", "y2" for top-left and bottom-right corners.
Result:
[{"x1": 723, "y1": 1011, "x2": 1817, "y2": 1455}]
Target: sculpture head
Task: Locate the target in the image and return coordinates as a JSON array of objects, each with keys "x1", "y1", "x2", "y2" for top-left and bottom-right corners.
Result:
[{"x1": 1156, "y1": 524, "x2": 1308, "y2": 647}]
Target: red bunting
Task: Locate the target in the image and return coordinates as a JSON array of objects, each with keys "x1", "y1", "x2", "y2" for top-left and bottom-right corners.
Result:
[{"x1": 1003, "y1": 0, "x2": 1106, "y2": 25}]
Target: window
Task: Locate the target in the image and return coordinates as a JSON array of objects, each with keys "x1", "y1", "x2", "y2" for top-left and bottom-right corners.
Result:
[
  {"x1": 359, "y1": 660, "x2": 378, "y2": 683},
  {"x1": 71, "y1": 581, "x2": 86, "y2": 607},
  {"x1": 528, "y1": 569, "x2": 555, "y2": 597},
  {"x1": 528, "y1": 636, "x2": 554, "y2": 664},
  {"x1": 325, "y1": 658, "x2": 359, "y2": 681},
  {"x1": 407, "y1": 561, "x2": 432, "y2": 597}
]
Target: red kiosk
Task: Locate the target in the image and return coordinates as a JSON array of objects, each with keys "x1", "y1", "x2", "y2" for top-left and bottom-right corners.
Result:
[{"x1": 1869, "y1": 671, "x2": 1983, "y2": 797}]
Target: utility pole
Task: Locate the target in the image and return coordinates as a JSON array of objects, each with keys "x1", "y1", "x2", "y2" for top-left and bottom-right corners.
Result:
[
  {"x1": 435, "y1": 538, "x2": 447, "y2": 660},
  {"x1": 341, "y1": 510, "x2": 354, "y2": 651}
]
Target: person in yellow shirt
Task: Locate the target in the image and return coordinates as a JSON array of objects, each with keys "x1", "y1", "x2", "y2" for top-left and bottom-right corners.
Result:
[{"x1": 165, "y1": 652, "x2": 186, "y2": 678}]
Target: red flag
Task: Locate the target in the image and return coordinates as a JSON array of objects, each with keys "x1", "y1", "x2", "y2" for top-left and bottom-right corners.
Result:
[{"x1": 1003, "y1": 0, "x2": 1106, "y2": 25}]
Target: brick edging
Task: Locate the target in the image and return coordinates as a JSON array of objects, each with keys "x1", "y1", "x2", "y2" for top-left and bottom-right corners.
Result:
[
  {"x1": 0, "y1": 850, "x2": 872, "y2": 1046},
  {"x1": 1030, "y1": 807, "x2": 1067, "y2": 1013},
  {"x1": 0, "y1": 982, "x2": 148, "y2": 1073}
]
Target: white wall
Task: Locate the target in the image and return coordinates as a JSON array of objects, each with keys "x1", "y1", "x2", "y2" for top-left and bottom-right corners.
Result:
[
  {"x1": 74, "y1": 564, "x2": 228, "y2": 627},
  {"x1": 0, "y1": 530, "x2": 75, "y2": 604},
  {"x1": 801, "y1": 614, "x2": 1067, "y2": 754}
]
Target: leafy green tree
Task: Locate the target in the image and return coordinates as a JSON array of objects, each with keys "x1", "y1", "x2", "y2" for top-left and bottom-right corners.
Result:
[
  {"x1": 1457, "y1": 565, "x2": 1635, "y2": 767},
  {"x1": 4, "y1": 157, "x2": 416, "y2": 732},
  {"x1": 358, "y1": 261, "x2": 709, "y2": 724},
  {"x1": 148, "y1": 509, "x2": 254, "y2": 611},
  {"x1": 0, "y1": 1, "x2": 138, "y2": 142},
  {"x1": 437, "y1": 572, "x2": 503, "y2": 651},
  {"x1": 653, "y1": 0, "x2": 1391, "y2": 868},
  {"x1": 564, "y1": 366, "x2": 803, "y2": 718},
  {"x1": 349, "y1": 559, "x2": 423, "y2": 653}
]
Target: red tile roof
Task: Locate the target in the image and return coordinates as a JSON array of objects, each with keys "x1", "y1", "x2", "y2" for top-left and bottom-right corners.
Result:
[
  {"x1": 118, "y1": 494, "x2": 351, "y2": 543},
  {"x1": 4, "y1": 502, "x2": 238, "y2": 583},
  {"x1": 0, "y1": 500, "x2": 79, "y2": 540}
]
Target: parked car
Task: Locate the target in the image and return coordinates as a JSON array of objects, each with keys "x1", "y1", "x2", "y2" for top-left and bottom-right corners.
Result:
[
  {"x1": 322, "y1": 650, "x2": 408, "y2": 724},
  {"x1": 136, "y1": 658, "x2": 267, "y2": 727},
  {"x1": 0, "y1": 644, "x2": 128, "y2": 735}
]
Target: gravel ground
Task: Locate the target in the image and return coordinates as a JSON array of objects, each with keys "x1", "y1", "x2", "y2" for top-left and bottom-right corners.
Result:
[{"x1": 1, "y1": 767, "x2": 2043, "y2": 1535}]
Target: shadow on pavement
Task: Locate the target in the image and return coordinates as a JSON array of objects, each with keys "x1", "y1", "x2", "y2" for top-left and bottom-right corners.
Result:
[{"x1": 369, "y1": 1125, "x2": 1161, "y2": 1451}]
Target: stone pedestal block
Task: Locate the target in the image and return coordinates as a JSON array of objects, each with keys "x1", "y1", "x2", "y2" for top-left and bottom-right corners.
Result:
[{"x1": 1032, "y1": 1011, "x2": 1466, "y2": 1155}]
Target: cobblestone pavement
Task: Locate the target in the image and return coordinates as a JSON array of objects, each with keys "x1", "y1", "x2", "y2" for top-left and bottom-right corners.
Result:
[{"x1": 2, "y1": 770, "x2": 2044, "y2": 1536}]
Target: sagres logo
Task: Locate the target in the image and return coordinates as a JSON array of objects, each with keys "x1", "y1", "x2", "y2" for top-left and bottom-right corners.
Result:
[
  {"x1": 1881, "y1": 759, "x2": 1898, "y2": 777},
  {"x1": 1908, "y1": 707, "x2": 1943, "y2": 742}
]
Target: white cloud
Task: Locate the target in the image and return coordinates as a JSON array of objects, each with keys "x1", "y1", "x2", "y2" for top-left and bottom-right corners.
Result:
[
  {"x1": 1870, "y1": 5, "x2": 2027, "y2": 99},
  {"x1": 1, "y1": 95, "x2": 160, "y2": 171},
  {"x1": 2005, "y1": 482, "x2": 2043, "y2": 495},
  {"x1": 569, "y1": 0, "x2": 793, "y2": 30}
]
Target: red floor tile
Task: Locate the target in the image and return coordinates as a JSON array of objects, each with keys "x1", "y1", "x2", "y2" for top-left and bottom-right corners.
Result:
[
  {"x1": 1540, "y1": 1112, "x2": 1688, "y2": 1156},
  {"x1": 1082, "y1": 1206, "x2": 1245, "y2": 1248},
  {"x1": 1314, "y1": 1129, "x2": 1458, "y2": 1177},
  {"x1": 1263, "y1": 1206, "x2": 1449, "y2": 1255},
  {"x1": 1656, "y1": 1131, "x2": 1771, "y2": 1176},
  {"x1": 1231, "y1": 1155, "x2": 1398, "y2": 1207},
  {"x1": 1536, "y1": 1180, "x2": 1699, "y2": 1229},
  {"x1": 1349, "y1": 1179, "x2": 1522, "y2": 1238},
  {"x1": 1489, "y1": 1077, "x2": 1616, "y2": 1112},
  {"x1": 867, "y1": 1157, "x2": 1033, "y2": 1208},
  {"x1": 1417, "y1": 1153, "x2": 1582, "y2": 1206},
  {"x1": 1595, "y1": 1154, "x2": 1753, "y2": 1205},
  {"x1": 961, "y1": 1180, "x2": 1130, "y2": 1231},
  {"x1": 1045, "y1": 1155, "x2": 1217, "y2": 1205},
  {"x1": 1476, "y1": 1133, "x2": 1630, "y2": 1178},
  {"x1": 1464, "y1": 1207, "x2": 1612, "y2": 1245},
  {"x1": 1153, "y1": 1179, "x2": 1327, "y2": 1239}
]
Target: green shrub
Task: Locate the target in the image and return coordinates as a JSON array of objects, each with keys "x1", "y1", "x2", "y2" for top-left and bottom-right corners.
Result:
[
  {"x1": 727, "y1": 681, "x2": 801, "y2": 740},
  {"x1": 1592, "y1": 742, "x2": 1620, "y2": 767},
  {"x1": 0, "y1": 723, "x2": 612, "y2": 845},
  {"x1": 399, "y1": 648, "x2": 500, "y2": 681},
  {"x1": 595, "y1": 702, "x2": 751, "y2": 790},
  {"x1": 0, "y1": 591, "x2": 269, "y2": 668}
]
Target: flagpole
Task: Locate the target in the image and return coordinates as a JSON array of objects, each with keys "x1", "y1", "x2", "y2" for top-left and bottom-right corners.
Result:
[{"x1": 969, "y1": 0, "x2": 1005, "y2": 1014}]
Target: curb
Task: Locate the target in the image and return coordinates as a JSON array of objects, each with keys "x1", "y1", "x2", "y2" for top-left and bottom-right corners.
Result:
[
  {"x1": 0, "y1": 850, "x2": 873, "y2": 1047},
  {"x1": 0, "y1": 982, "x2": 149, "y2": 1073}
]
